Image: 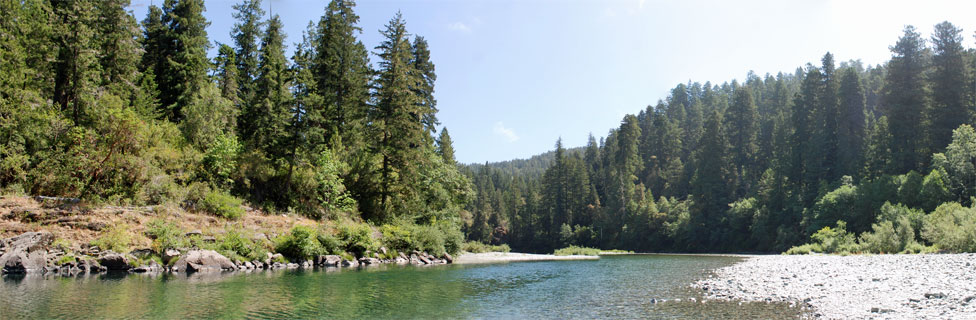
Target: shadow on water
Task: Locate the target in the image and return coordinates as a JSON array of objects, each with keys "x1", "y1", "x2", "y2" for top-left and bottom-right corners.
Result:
[{"x1": 0, "y1": 255, "x2": 807, "y2": 319}]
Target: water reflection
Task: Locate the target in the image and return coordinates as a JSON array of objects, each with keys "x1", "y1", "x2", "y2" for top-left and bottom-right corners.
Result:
[{"x1": 0, "y1": 256, "x2": 805, "y2": 319}]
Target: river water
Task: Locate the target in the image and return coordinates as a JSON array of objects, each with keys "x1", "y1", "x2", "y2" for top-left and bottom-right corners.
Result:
[{"x1": 0, "y1": 254, "x2": 804, "y2": 319}]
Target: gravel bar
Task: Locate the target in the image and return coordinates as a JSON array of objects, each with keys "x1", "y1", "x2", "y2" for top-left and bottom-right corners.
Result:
[{"x1": 694, "y1": 254, "x2": 976, "y2": 319}]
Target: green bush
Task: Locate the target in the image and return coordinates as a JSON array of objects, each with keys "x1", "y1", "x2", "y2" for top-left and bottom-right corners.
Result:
[
  {"x1": 199, "y1": 189, "x2": 245, "y2": 220},
  {"x1": 219, "y1": 228, "x2": 267, "y2": 261},
  {"x1": 145, "y1": 219, "x2": 187, "y2": 252},
  {"x1": 859, "y1": 216, "x2": 916, "y2": 253},
  {"x1": 380, "y1": 224, "x2": 414, "y2": 252},
  {"x1": 439, "y1": 222, "x2": 464, "y2": 255},
  {"x1": 274, "y1": 225, "x2": 324, "y2": 261},
  {"x1": 553, "y1": 246, "x2": 601, "y2": 256},
  {"x1": 922, "y1": 202, "x2": 976, "y2": 252},
  {"x1": 337, "y1": 222, "x2": 378, "y2": 257},
  {"x1": 784, "y1": 244, "x2": 819, "y2": 255},
  {"x1": 785, "y1": 221, "x2": 856, "y2": 254},
  {"x1": 461, "y1": 241, "x2": 511, "y2": 253},
  {"x1": 412, "y1": 224, "x2": 447, "y2": 256},
  {"x1": 316, "y1": 231, "x2": 343, "y2": 255},
  {"x1": 92, "y1": 225, "x2": 132, "y2": 253}
]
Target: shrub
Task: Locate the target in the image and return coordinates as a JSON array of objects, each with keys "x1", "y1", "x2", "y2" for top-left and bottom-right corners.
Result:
[
  {"x1": 922, "y1": 202, "x2": 976, "y2": 252},
  {"x1": 859, "y1": 216, "x2": 915, "y2": 253},
  {"x1": 461, "y1": 241, "x2": 511, "y2": 253},
  {"x1": 553, "y1": 246, "x2": 601, "y2": 256},
  {"x1": 316, "y1": 231, "x2": 343, "y2": 255},
  {"x1": 219, "y1": 228, "x2": 267, "y2": 261},
  {"x1": 785, "y1": 221, "x2": 856, "y2": 254},
  {"x1": 784, "y1": 243, "x2": 819, "y2": 255},
  {"x1": 55, "y1": 255, "x2": 77, "y2": 266},
  {"x1": 92, "y1": 225, "x2": 132, "y2": 253},
  {"x1": 145, "y1": 219, "x2": 187, "y2": 252},
  {"x1": 337, "y1": 222, "x2": 378, "y2": 257},
  {"x1": 199, "y1": 189, "x2": 245, "y2": 220},
  {"x1": 439, "y1": 222, "x2": 465, "y2": 255},
  {"x1": 274, "y1": 225, "x2": 324, "y2": 261},
  {"x1": 380, "y1": 224, "x2": 414, "y2": 253},
  {"x1": 412, "y1": 224, "x2": 447, "y2": 256}
]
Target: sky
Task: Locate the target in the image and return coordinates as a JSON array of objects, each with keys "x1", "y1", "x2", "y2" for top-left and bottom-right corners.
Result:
[{"x1": 128, "y1": 0, "x2": 976, "y2": 164}]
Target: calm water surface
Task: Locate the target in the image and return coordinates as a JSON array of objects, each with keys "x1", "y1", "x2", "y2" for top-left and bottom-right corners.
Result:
[{"x1": 0, "y1": 255, "x2": 804, "y2": 319}]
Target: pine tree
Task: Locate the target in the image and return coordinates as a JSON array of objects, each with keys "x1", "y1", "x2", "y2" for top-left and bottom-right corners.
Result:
[
  {"x1": 929, "y1": 21, "x2": 970, "y2": 152},
  {"x1": 230, "y1": 0, "x2": 264, "y2": 116},
  {"x1": 313, "y1": 0, "x2": 371, "y2": 150},
  {"x1": 883, "y1": 25, "x2": 929, "y2": 173},
  {"x1": 724, "y1": 87, "x2": 758, "y2": 198},
  {"x1": 214, "y1": 44, "x2": 240, "y2": 105},
  {"x1": 159, "y1": 0, "x2": 211, "y2": 122},
  {"x1": 436, "y1": 127, "x2": 456, "y2": 165},
  {"x1": 249, "y1": 15, "x2": 292, "y2": 159},
  {"x1": 690, "y1": 111, "x2": 731, "y2": 251},
  {"x1": 411, "y1": 35, "x2": 438, "y2": 138},
  {"x1": 837, "y1": 67, "x2": 867, "y2": 178},
  {"x1": 371, "y1": 12, "x2": 425, "y2": 221},
  {"x1": 51, "y1": 0, "x2": 99, "y2": 124},
  {"x1": 95, "y1": 0, "x2": 142, "y2": 99},
  {"x1": 817, "y1": 53, "x2": 840, "y2": 184}
]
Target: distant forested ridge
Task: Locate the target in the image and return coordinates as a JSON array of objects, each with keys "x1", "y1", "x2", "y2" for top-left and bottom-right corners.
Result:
[
  {"x1": 462, "y1": 22, "x2": 976, "y2": 253},
  {"x1": 0, "y1": 0, "x2": 470, "y2": 233}
]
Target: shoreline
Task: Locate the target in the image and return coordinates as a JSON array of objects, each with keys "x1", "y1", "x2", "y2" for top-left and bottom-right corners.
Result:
[
  {"x1": 695, "y1": 254, "x2": 976, "y2": 319},
  {"x1": 454, "y1": 252, "x2": 599, "y2": 264}
]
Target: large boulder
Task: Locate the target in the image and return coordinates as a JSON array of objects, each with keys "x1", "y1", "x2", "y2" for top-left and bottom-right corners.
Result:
[
  {"x1": 171, "y1": 250, "x2": 236, "y2": 273},
  {"x1": 98, "y1": 253, "x2": 131, "y2": 271},
  {"x1": 0, "y1": 232, "x2": 54, "y2": 274},
  {"x1": 316, "y1": 255, "x2": 342, "y2": 267}
]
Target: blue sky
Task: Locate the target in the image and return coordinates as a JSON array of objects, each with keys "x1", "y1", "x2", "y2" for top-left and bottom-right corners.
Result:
[{"x1": 128, "y1": 0, "x2": 976, "y2": 164}]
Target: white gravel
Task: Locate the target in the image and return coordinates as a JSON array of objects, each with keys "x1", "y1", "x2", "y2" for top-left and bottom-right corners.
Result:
[
  {"x1": 694, "y1": 254, "x2": 976, "y2": 319},
  {"x1": 453, "y1": 252, "x2": 598, "y2": 264}
]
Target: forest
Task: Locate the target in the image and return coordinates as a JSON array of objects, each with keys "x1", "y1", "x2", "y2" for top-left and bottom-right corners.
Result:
[
  {"x1": 462, "y1": 22, "x2": 976, "y2": 253},
  {"x1": 4, "y1": 0, "x2": 976, "y2": 256},
  {"x1": 0, "y1": 0, "x2": 471, "y2": 254}
]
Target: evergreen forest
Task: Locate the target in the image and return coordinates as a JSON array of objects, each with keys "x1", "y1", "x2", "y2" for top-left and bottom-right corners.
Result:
[
  {"x1": 462, "y1": 22, "x2": 976, "y2": 254},
  {"x1": 4, "y1": 0, "x2": 976, "y2": 255}
]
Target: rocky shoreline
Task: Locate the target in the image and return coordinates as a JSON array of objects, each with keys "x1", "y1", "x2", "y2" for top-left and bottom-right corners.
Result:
[
  {"x1": 694, "y1": 254, "x2": 976, "y2": 319},
  {"x1": 0, "y1": 231, "x2": 453, "y2": 277},
  {"x1": 453, "y1": 252, "x2": 598, "y2": 264}
]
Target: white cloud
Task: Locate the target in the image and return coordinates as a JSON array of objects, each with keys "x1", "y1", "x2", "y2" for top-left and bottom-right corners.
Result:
[
  {"x1": 493, "y1": 122, "x2": 519, "y2": 142},
  {"x1": 448, "y1": 22, "x2": 471, "y2": 33}
]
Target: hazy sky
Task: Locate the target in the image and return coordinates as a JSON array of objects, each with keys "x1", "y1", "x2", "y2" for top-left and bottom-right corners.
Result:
[{"x1": 128, "y1": 0, "x2": 976, "y2": 164}]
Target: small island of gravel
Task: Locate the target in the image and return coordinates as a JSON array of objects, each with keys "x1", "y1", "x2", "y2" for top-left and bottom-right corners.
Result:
[{"x1": 695, "y1": 254, "x2": 976, "y2": 319}]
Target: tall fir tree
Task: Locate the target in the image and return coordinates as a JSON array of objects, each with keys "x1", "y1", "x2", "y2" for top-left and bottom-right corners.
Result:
[
  {"x1": 929, "y1": 21, "x2": 970, "y2": 153},
  {"x1": 250, "y1": 15, "x2": 292, "y2": 160},
  {"x1": 436, "y1": 127, "x2": 456, "y2": 165},
  {"x1": 371, "y1": 12, "x2": 425, "y2": 221},
  {"x1": 690, "y1": 111, "x2": 731, "y2": 251},
  {"x1": 837, "y1": 67, "x2": 867, "y2": 178},
  {"x1": 230, "y1": 0, "x2": 264, "y2": 137},
  {"x1": 158, "y1": 0, "x2": 211, "y2": 122},
  {"x1": 883, "y1": 25, "x2": 929, "y2": 173},
  {"x1": 723, "y1": 87, "x2": 758, "y2": 198},
  {"x1": 313, "y1": 0, "x2": 371, "y2": 151}
]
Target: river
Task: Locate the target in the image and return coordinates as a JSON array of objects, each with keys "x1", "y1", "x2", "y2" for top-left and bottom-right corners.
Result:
[{"x1": 0, "y1": 254, "x2": 804, "y2": 319}]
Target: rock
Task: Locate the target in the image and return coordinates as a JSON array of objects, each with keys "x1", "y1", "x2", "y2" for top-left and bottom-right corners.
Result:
[
  {"x1": 201, "y1": 236, "x2": 216, "y2": 243},
  {"x1": 129, "y1": 248, "x2": 154, "y2": 258},
  {"x1": 441, "y1": 253, "x2": 453, "y2": 264},
  {"x1": 394, "y1": 257, "x2": 408, "y2": 264},
  {"x1": 341, "y1": 259, "x2": 359, "y2": 268},
  {"x1": 98, "y1": 253, "x2": 130, "y2": 271},
  {"x1": 171, "y1": 250, "x2": 236, "y2": 273},
  {"x1": 380, "y1": 247, "x2": 388, "y2": 255},
  {"x1": 185, "y1": 230, "x2": 202, "y2": 237},
  {"x1": 359, "y1": 257, "x2": 380, "y2": 265},
  {"x1": 162, "y1": 248, "x2": 181, "y2": 264},
  {"x1": 418, "y1": 255, "x2": 431, "y2": 265},
  {"x1": 286, "y1": 263, "x2": 299, "y2": 269},
  {"x1": 0, "y1": 232, "x2": 54, "y2": 274},
  {"x1": 925, "y1": 292, "x2": 947, "y2": 299}
]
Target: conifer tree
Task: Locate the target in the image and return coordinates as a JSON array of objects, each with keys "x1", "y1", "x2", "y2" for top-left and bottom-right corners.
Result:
[
  {"x1": 724, "y1": 87, "x2": 758, "y2": 198},
  {"x1": 412, "y1": 35, "x2": 439, "y2": 138},
  {"x1": 159, "y1": 0, "x2": 211, "y2": 122},
  {"x1": 214, "y1": 44, "x2": 240, "y2": 105},
  {"x1": 371, "y1": 12, "x2": 425, "y2": 221},
  {"x1": 690, "y1": 111, "x2": 731, "y2": 251},
  {"x1": 436, "y1": 127, "x2": 456, "y2": 165},
  {"x1": 837, "y1": 67, "x2": 867, "y2": 177},
  {"x1": 51, "y1": 0, "x2": 98, "y2": 124},
  {"x1": 929, "y1": 21, "x2": 970, "y2": 153},
  {"x1": 883, "y1": 26, "x2": 929, "y2": 173},
  {"x1": 230, "y1": 0, "x2": 264, "y2": 135},
  {"x1": 314, "y1": 0, "x2": 371, "y2": 150},
  {"x1": 250, "y1": 15, "x2": 292, "y2": 159}
]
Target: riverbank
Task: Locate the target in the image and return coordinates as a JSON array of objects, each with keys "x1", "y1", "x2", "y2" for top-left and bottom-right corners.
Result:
[
  {"x1": 695, "y1": 254, "x2": 976, "y2": 319},
  {"x1": 454, "y1": 252, "x2": 598, "y2": 264}
]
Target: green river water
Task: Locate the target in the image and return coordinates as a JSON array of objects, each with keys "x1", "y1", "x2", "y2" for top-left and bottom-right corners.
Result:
[{"x1": 0, "y1": 254, "x2": 804, "y2": 319}]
